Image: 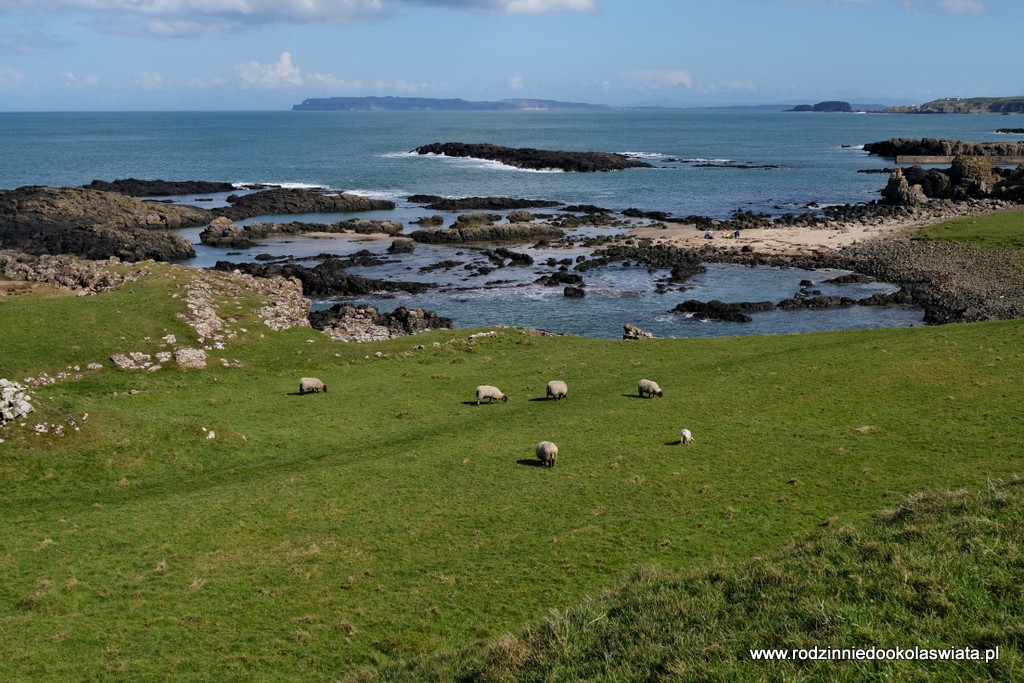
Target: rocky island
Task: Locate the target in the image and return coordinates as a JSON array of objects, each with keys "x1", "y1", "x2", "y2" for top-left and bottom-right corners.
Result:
[{"x1": 412, "y1": 142, "x2": 653, "y2": 172}]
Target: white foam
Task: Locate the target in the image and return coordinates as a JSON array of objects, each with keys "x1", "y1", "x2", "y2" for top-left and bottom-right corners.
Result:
[
  {"x1": 416, "y1": 152, "x2": 565, "y2": 174},
  {"x1": 620, "y1": 151, "x2": 666, "y2": 159}
]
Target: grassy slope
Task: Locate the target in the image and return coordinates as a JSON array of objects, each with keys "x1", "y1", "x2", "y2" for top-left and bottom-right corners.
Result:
[
  {"x1": 917, "y1": 210, "x2": 1024, "y2": 249},
  {"x1": 1, "y1": 251, "x2": 1022, "y2": 680}
]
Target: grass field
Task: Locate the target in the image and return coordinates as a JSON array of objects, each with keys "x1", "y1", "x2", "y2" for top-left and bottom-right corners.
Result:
[
  {"x1": 1, "y1": 213, "x2": 1023, "y2": 680},
  {"x1": 917, "y1": 209, "x2": 1024, "y2": 249}
]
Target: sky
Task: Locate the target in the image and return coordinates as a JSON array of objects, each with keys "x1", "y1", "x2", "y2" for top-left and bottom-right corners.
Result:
[{"x1": 0, "y1": 0, "x2": 1020, "y2": 111}]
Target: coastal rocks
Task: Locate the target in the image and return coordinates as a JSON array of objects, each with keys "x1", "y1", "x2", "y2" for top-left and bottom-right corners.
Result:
[
  {"x1": 882, "y1": 169, "x2": 929, "y2": 206},
  {"x1": 0, "y1": 251, "x2": 138, "y2": 294},
  {"x1": 215, "y1": 258, "x2": 432, "y2": 296},
  {"x1": 1, "y1": 379, "x2": 34, "y2": 426},
  {"x1": 0, "y1": 186, "x2": 204, "y2": 262},
  {"x1": 564, "y1": 286, "x2": 585, "y2": 298},
  {"x1": 864, "y1": 138, "x2": 1024, "y2": 159},
  {"x1": 309, "y1": 304, "x2": 453, "y2": 342},
  {"x1": 388, "y1": 238, "x2": 415, "y2": 254},
  {"x1": 672, "y1": 299, "x2": 775, "y2": 322},
  {"x1": 199, "y1": 217, "x2": 404, "y2": 248},
  {"x1": 409, "y1": 222, "x2": 563, "y2": 244},
  {"x1": 84, "y1": 179, "x2": 235, "y2": 197},
  {"x1": 535, "y1": 271, "x2": 583, "y2": 287},
  {"x1": 777, "y1": 295, "x2": 857, "y2": 310},
  {"x1": 623, "y1": 323, "x2": 653, "y2": 340},
  {"x1": 407, "y1": 195, "x2": 561, "y2": 211},
  {"x1": 483, "y1": 247, "x2": 533, "y2": 266},
  {"x1": 213, "y1": 187, "x2": 395, "y2": 221},
  {"x1": 412, "y1": 142, "x2": 653, "y2": 172}
]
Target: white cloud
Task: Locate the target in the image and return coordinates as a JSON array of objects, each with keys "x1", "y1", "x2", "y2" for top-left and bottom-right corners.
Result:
[
  {"x1": 0, "y1": 65, "x2": 23, "y2": 87},
  {"x1": 63, "y1": 71, "x2": 99, "y2": 88},
  {"x1": 236, "y1": 51, "x2": 304, "y2": 89},
  {"x1": 507, "y1": 74, "x2": 524, "y2": 90},
  {"x1": 623, "y1": 69, "x2": 694, "y2": 89},
  {"x1": 134, "y1": 70, "x2": 167, "y2": 90},
  {"x1": 899, "y1": 0, "x2": 986, "y2": 13}
]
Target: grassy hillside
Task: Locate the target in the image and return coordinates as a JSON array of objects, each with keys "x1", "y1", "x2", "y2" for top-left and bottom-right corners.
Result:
[
  {"x1": 917, "y1": 209, "x2": 1024, "y2": 249},
  {"x1": 1, "y1": 257, "x2": 1022, "y2": 680}
]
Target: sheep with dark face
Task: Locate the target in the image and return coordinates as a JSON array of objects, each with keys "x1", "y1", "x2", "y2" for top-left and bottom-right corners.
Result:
[
  {"x1": 299, "y1": 377, "x2": 327, "y2": 394},
  {"x1": 638, "y1": 379, "x2": 663, "y2": 398},
  {"x1": 545, "y1": 380, "x2": 568, "y2": 400},
  {"x1": 536, "y1": 441, "x2": 558, "y2": 467},
  {"x1": 476, "y1": 385, "x2": 508, "y2": 405}
]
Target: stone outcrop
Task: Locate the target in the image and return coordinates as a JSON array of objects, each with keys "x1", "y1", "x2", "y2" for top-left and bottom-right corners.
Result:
[
  {"x1": 214, "y1": 258, "x2": 432, "y2": 296},
  {"x1": 0, "y1": 250, "x2": 140, "y2": 293},
  {"x1": 864, "y1": 138, "x2": 1024, "y2": 159},
  {"x1": 412, "y1": 142, "x2": 653, "y2": 172},
  {"x1": 671, "y1": 299, "x2": 775, "y2": 322},
  {"x1": 199, "y1": 217, "x2": 403, "y2": 248},
  {"x1": 309, "y1": 304, "x2": 453, "y2": 342},
  {"x1": 623, "y1": 323, "x2": 653, "y2": 340},
  {"x1": 0, "y1": 186, "x2": 206, "y2": 262},
  {"x1": 407, "y1": 195, "x2": 561, "y2": 211},
  {"x1": 213, "y1": 187, "x2": 395, "y2": 221},
  {"x1": 881, "y1": 168, "x2": 929, "y2": 205},
  {"x1": 409, "y1": 222, "x2": 563, "y2": 244},
  {"x1": 84, "y1": 179, "x2": 235, "y2": 197},
  {"x1": 1, "y1": 379, "x2": 34, "y2": 426}
]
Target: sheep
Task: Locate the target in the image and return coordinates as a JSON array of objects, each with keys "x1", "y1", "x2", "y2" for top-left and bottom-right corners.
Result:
[
  {"x1": 545, "y1": 380, "x2": 568, "y2": 400},
  {"x1": 536, "y1": 440, "x2": 558, "y2": 467},
  {"x1": 679, "y1": 428, "x2": 694, "y2": 445},
  {"x1": 638, "y1": 379, "x2": 663, "y2": 398},
  {"x1": 476, "y1": 385, "x2": 508, "y2": 405},
  {"x1": 299, "y1": 377, "x2": 327, "y2": 394}
]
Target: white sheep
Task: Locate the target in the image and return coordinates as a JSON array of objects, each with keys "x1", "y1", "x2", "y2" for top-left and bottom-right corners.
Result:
[
  {"x1": 679, "y1": 428, "x2": 694, "y2": 445},
  {"x1": 545, "y1": 380, "x2": 568, "y2": 400},
  {"x1": 536, "y1": 440, "x2": 558, "y2": 467},
  {"x1": 476, "y1": 385, "x2": 508, "y2": 405},
  {"x1": 638, "y1": 379, "x2": 663, "y2": 398},
  {"x1": 299, "y1": 377, "x2": 327, "y2": 394}
]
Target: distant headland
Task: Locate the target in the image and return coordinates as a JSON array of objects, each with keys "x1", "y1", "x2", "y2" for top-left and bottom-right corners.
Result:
[
  {"x1": 292, "y1": 96, "x2": 612, "y2": 112},
  {"x1": 889, "y1": 96, "x2": 1024, "y2": 114}
]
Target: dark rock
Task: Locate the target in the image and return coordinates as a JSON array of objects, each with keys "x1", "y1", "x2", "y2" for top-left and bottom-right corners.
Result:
[
  {"x1": 199, "y1": 216, "x2": 403, "y2": 248},
  {"x1": 483, "y1": 247, "x2": 534, "y2": 266},
  {"x1": 777, "y1": 295, "x2": 856, "y2": 310},
  {"x1": 410, "y1": 222, "x2": 563, "y2": 244},
  {"x1": 214, "y1": 187, "x2": 395, "y2": 220},
  {"x1": 857, "y1": 289, "x2": 914, "y2": 306},
  {"x1": 671, "y1": 299, "x2": 775, "y2": 323},
  {"x1": 388, "y1": 238, "x2": 415, "y2": 254},
  {"x1": 824, "y1": 273, "x2": 874, "y2": 284},
  {"x1": 563, "y1": 285, "x2": 585, "y2": 298},
  {"x1": 535, "y1": 271, "x2": 583, "y2": 287},
  {"x1": 0, "y1": 186, "x2": 204, "y2": 262},
  {"x1": 213, "y1": 258, "x2": 431, "y2": 296},
  {"x1": 412, "y1": 142, "x2": 653, "y2": 172},
  {"x1": 84, "y1": 178, "x2": 236, "y2": 197},
  {"x1": 407, "y1": 195, "x2": 560, "y2": 211}
]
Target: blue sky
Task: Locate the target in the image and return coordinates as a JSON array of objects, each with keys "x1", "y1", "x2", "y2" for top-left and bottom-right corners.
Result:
[{"x1": 0, "y1": 0, "x2": 1019, "y2": 111}]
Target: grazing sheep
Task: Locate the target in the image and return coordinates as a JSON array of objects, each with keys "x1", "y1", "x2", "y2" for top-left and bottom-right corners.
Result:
[
  {"x1": 679, "y1": 428, "x2": 694, "y2": 445},
  {"x1": 546, "y1": 380, "x2": 568, "y2": 400},
  {"x1": 638, "y1": 379, "x2": 663, "y2": 398},
  {"x1": 476, "y1": 385, "x2": 508, "y2": 405},
  {"x1": 536, "y1": 440, "x2": 558, "y2": 467},
  {"x1": 299, "y1": 377, "x2": 327, "y2": 394}
]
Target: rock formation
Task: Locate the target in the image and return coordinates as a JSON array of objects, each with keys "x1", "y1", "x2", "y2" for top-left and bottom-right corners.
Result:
[
  {"x1": 0, "y1": 186, "x2": 205, "y2": 261},
  {"x1": 213, "y1": 187, "x2": 395, "y2": 221},
  {"x1": 412, "y1": 142, "x2": 653, "y2": 172},
  {"x1": 309, "y1": 304, "x2": 452, "y2": 342}
]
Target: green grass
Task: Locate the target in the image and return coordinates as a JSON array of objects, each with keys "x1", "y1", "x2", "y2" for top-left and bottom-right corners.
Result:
[
  {"x1": 1, "y1": 263, "x2": 1023, "y2": 680},
  {"x1": 917, "y1": 209, "x2": 1024, "y2": 249}
]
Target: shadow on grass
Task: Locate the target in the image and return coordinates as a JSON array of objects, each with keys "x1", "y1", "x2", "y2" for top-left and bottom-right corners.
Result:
[
  {"x1": 622, "y1": 394, "x2": 649, "y2": 399},
  {"x1": 516, "y1": 459, "x2": 546, "y2": 467},
  {"x1": 664, "y1": 440, "x2": 683, "y2": 446}
]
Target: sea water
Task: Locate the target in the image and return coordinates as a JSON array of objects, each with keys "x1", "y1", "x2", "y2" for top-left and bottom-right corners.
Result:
[{"x1": 2, "y1": 109, "x2": 1016, "y2": 337}]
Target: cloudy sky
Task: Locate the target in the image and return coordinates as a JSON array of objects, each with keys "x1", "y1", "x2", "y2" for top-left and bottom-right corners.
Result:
[{"x1": 0, "y1": 0, "x2": 1018, "y2": 110}]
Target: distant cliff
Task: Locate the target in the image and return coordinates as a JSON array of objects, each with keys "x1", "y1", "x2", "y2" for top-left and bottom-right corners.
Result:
[
  {"x1": 292, "y1": 96, "x2": 612, "y2": 112},
  {"x1": 890, "y1": 97, "x2": 1024, "y2": 114}
]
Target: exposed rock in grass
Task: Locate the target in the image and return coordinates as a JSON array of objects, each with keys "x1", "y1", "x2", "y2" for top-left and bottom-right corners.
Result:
[
  {"x1": 0, "y1": 379, "x2": 34, "y2": 426},
  {"x1": 310, "y1": 303, "x2": 453, "y2": 342}
]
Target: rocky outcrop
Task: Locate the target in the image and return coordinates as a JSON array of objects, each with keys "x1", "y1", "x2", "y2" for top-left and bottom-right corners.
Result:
[
  {"x1": 413, "y1": 142, "x2": 653, "y2": 172},
  {"x1": 1, "y1": 379, "x2": 34, "y2": 426},
  {"x1": 623, "y1": 323, "x2": 653, "y2": 340},
  {"x1": 410, "y1": 222, "x2": 563, "y2": 244},
  {"x1": 881, "y1": 168, "x2": 929, "y2": 205},
  {"x1": 213, "y1": 187, "x2": 395, "y2": 221},
  {"x1": 0, "y1": 186, "x2": 205, "y2": 261},
  {"x1": 84, "y1": 179, "x2": 235, "y2": 197},
  {"x1": 0, "y1": 250, "x2": 141, "y2": 293},
  {"x1": 407, "y1": 195, "x2": 561, "y2": 211},
  {"x1": 864, "y1": 138, "x2": 1024, "y2": 158},
  {"x1": 309, "y1": 304, "x2": 452, "y2": 342},
  {"x1": 777, "y1": 295, "x2": 857, "y2": 310},
  {"x1": 199, "y1": 217, "x2": 403, "y2": 248},
  {"x1": 213, "y1": 258, "x2": 432, "y2": 296},
  {"x1": 671, "y1": 299, "x2": 775, "y2": 322}
]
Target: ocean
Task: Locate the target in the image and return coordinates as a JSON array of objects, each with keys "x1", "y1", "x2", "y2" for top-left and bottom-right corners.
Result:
[{"x1": 2, "y1": 109, "x2": 1016, "y2": 338}]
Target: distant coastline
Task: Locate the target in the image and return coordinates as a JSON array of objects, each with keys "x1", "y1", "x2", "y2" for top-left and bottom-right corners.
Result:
[{"x1": 292, "y1": 96, "x2": 612, "y2": 112}]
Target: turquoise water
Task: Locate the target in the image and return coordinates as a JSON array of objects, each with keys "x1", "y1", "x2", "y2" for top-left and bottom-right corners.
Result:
[{"x1": 3, "y1": 110, "x2": 1015, "y2": 338}]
